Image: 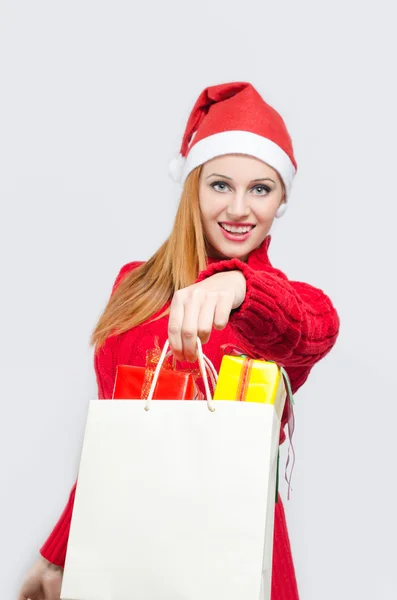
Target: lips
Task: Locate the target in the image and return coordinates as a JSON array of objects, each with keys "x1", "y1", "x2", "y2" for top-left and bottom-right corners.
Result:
[
  {"x1": 219, "y1": 222, "x2": 256, "y2": 234},
  {"x1": 218, "y1": 222, "x2": 256, "y2": 242}
]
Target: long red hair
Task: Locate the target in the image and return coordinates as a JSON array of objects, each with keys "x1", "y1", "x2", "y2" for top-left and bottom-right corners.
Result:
[{"x1": 90, "y1": 165, "x2": 208, "y2": 351}]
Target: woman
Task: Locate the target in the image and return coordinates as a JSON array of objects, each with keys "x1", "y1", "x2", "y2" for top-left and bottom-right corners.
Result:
[{"x1": 18, "y1": 81, "x2": 339, "y2": 600}]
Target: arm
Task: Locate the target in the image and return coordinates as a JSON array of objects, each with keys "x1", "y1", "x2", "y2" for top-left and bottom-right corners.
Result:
[
  {"x1": 196, "y1": 258, "x2": 340, "y2": 368},
  {"x1": 39, "y1": 482, "x2": 77, "y2": 567},
  {"x1": 39, "y1": 261, "x2": 141, "y2": 565}
]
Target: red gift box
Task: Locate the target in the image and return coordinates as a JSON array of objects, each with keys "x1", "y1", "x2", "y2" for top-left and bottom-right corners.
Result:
[
  {"x1": 112, "y1": 364, "x2": 202, "y2": 400},
  {"x1": 112, "y1": 336, "x2": 204, "y2": 400}
]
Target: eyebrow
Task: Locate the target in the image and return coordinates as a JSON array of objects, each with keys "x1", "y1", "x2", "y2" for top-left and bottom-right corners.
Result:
[{"x1": 205, "y1": 172, "x2": 276, "y2": 184}]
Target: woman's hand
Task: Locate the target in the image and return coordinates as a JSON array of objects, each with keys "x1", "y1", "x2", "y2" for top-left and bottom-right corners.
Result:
[
  {"x1": 17, "y1": 556, "x2": 63, "y2": 600},
  {"x1": 168, "y1": 270, "x2": 246, "y2": 362}
]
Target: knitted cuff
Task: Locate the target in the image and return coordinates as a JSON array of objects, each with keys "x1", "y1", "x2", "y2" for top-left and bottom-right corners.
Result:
[
  {"x1": 195, "y1": 257, "x2": 257, "y2": 311},
  {"x1": 196, "y1": 258, "x2": 303, "y2": 362}
]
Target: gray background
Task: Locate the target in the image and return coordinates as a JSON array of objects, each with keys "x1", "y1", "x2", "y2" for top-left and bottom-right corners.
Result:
[{"x1": 1, "y1": 1, "x2": 396, "y2": 598}]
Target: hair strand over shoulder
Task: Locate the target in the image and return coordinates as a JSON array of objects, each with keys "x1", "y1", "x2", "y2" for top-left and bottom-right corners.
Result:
[{"x1": 90, "y1": 165, "x2": 208, "y2": 351}]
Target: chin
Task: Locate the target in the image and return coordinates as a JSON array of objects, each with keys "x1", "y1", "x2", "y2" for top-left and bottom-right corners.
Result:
[
  {"x1": 208, "y1": 240, "x2": 254, "y2": 262},
  {"x1": 206, "y1": 225, "x2": 265, "y2": 260}
]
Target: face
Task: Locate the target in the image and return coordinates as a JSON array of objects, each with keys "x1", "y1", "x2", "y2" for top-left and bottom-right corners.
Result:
[{"x1": 198, "y1": 154, "x2": 285, "y2": 262}]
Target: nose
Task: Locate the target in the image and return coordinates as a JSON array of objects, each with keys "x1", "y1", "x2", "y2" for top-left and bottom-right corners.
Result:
[{"x1": 226, "y1": 190, "x2": 250, "y2": 219}]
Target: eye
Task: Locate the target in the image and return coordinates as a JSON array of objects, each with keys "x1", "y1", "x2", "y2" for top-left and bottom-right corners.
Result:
[
  {"x1": 251, "y1": 185, "x2": 271, "y2": 196},
  {"x1": 210, "y1": 181, "x2": 230, "y2": 193},
  {"x1": 210, "y1": 181, "x2": 271, "y2": 195}
]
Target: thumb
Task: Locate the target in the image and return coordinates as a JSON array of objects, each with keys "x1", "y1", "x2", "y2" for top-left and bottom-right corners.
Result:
[{"x1": 18, "y1": 577, "x2": 41, "y2": 600}]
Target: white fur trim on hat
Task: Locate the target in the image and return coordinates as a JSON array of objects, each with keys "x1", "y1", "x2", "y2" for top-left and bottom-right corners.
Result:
[{"x1": 178, "y1": 130, "x2": 296, "y2": 199}]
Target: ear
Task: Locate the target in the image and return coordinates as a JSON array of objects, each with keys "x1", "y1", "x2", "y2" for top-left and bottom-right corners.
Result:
[{"x1": 275, "y1": 201, "x2": 287, "y2": 219}]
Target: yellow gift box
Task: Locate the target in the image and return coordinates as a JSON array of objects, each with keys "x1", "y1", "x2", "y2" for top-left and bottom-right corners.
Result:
[{"x1": 213, "y1": 355, "x2": 286, "y2": 420}]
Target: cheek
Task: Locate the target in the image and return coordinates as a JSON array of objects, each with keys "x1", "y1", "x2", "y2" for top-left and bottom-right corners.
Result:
[
  {"x1": 254, "y1": 200, "x2": 279, "y2": 223},
  {"x1": 199, "y1": 191, "x2": 220, "y2": 223}
]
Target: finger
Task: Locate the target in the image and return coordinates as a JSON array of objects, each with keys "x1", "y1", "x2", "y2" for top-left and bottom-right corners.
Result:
[
  {"x1": 168, "y1": 293, "x2": 185, "y2": 362},
  {"x1": 181, "y1": 289, "x2": 204, "y2": 362},
  {"x1": 197, "y1": 293, "x2": 218, "y2": 345},
  {"x1": 213, "y1": 291, "x2": 234, "y2": 330}
]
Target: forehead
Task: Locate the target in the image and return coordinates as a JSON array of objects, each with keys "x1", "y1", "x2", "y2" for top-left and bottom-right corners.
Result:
[{"x1": 201, "y1": 154, "x2": 280, "y2": 181}]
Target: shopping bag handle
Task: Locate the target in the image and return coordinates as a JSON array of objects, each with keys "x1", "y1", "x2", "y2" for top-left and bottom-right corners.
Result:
[
  {"x1": 162, "y1": 349, "x2": 219, "y2": 394},
  {"x1": 202, "y1": 354, "x2": 219, "y2": 391},
  {"x1": 145, "y1": 338, "x2": 216, "y2": 412}
]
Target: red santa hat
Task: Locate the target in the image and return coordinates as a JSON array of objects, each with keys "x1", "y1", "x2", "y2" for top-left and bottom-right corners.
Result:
[{"x1": 169, "y1": 81, "x2": 297, "y2": 202}]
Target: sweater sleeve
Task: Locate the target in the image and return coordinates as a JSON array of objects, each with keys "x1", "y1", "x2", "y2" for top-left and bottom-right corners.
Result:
[
  {"x1": 40, "y1": 482, "x2": 77, "y2": 566},
  {"x1": 196, "y1": 258, "x2": 340, "y2": 368},
  {"x1": 39, "y1": 261, "x2": 142, "y2": 567}
]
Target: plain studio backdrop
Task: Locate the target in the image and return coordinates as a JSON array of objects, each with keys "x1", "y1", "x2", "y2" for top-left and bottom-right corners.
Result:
[{"x1": 1, "y1": 1, "x2": 396, "y2": 598}]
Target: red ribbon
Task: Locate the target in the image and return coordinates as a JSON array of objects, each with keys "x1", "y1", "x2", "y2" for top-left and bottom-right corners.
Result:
[{"x1": 142, "y1": 336, "x2": 204, "y2": 400}]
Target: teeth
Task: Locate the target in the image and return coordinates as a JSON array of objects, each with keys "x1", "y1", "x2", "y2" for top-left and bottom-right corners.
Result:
[{"x1": 221, "y1": 224, "x2": 253, "y2": 233}]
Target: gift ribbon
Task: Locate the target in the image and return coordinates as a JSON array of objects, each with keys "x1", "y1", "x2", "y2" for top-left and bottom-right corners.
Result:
[
  {"x1": 235, "y1": 357, "x2": 254, "y2": 401},
  {"x1": 141, "y1": 336, "x2": 205, "y2": 400},
  {"x1": 220, "y1": 343, "x2": 296, "y2": 501},
  {"x1": 145, "y1": 337, "x2": 216, "y2": 412}
]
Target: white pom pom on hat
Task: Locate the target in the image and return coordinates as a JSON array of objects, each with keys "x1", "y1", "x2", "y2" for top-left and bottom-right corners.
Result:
[
  {"x1": 275, "y1": 202, "x2": 288, "y2": 218},
  {"x1": 168, "y1": 81, "x2": 297, "y2": 205},
  {"x1": 168, "y1": 153, "x2": 185, "y2": 182}
]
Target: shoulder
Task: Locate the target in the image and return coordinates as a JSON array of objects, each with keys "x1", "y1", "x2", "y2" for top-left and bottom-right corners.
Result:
[{"x1": 111, "y1": 260, "x2": 145, "y2": 295}]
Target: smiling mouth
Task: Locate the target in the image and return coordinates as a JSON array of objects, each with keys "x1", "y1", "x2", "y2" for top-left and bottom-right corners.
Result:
[{"x1": 218, "y1": 223, "x2": 256, "y2": 234}]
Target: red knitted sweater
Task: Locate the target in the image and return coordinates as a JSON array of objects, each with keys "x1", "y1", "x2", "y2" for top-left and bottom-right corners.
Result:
[{"x1": 39, "y1": 235, "x2": 339, "y2": 599}]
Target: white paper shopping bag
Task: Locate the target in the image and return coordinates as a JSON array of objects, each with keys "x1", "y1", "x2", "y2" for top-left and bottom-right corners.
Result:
[{"x1": 61, "y1": 339, "x2": 286, "y2": 600}]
